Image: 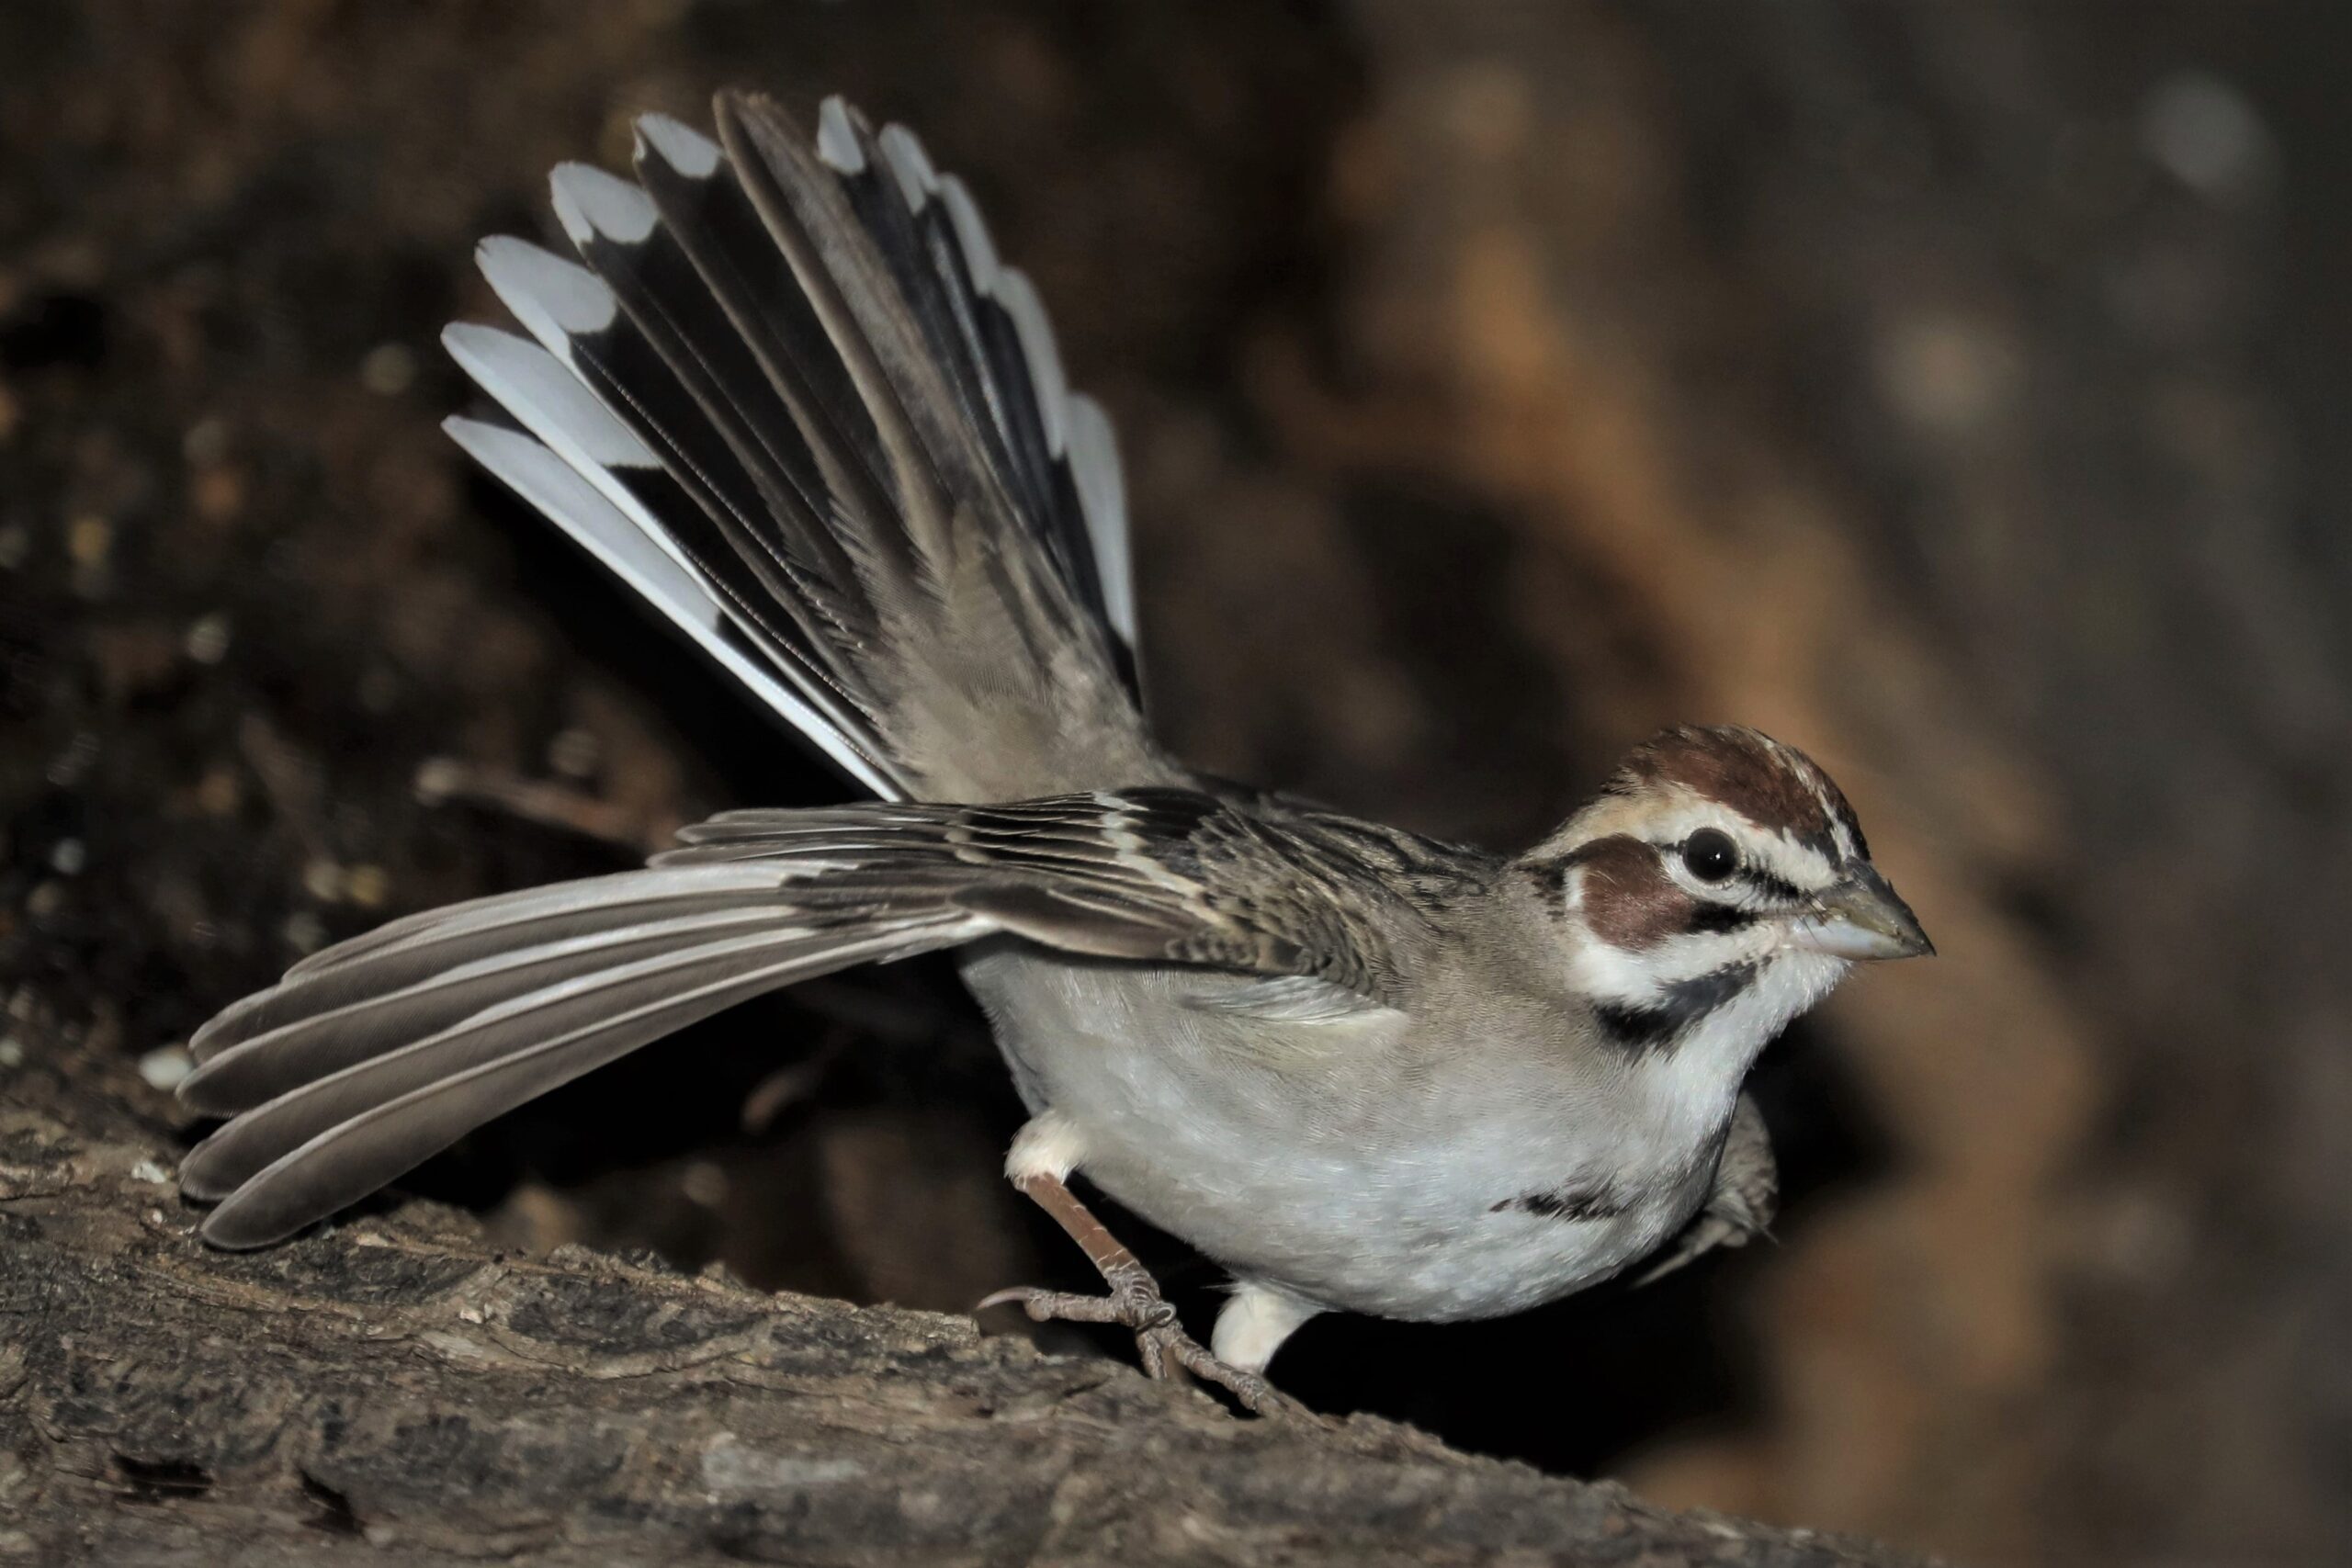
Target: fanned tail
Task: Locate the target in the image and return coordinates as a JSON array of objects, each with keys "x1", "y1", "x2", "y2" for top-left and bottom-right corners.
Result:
[{"x1": 447, "y1": 91, "x2": 1159, "y2": 802}]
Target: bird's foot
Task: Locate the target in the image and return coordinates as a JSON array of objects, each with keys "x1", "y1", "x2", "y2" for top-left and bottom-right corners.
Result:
[
  {"x1": 1634, "y1": 1210, "x2": 1771, "y2": 1287},
  {"x1": 979, "y1": 1265, "x2": 1304, "y2": 1416}
]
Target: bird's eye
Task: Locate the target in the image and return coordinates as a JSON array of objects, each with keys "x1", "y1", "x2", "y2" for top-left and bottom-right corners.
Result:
[{"x1": 1681, "y1": 828, "x2": 1740, "y2": 883}]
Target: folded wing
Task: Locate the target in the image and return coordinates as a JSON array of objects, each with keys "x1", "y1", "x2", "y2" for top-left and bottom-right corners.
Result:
[{"x1": 179, "y1": 790, "x2": 1421, "y2": 1248}]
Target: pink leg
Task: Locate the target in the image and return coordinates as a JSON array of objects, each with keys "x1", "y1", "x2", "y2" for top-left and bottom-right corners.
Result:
[{"x1": 981, "y1": 1171, "x2": 1305, "y2": 1416}]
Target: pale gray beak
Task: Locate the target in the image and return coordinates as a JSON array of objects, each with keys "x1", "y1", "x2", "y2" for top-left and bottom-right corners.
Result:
[{"x1": 1786, "y1": 864, "x2": 1934, "y2": 961}]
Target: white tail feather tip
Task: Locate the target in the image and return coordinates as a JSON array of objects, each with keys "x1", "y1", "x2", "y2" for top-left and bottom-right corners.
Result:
[
  {"x1": 635, "y1": 113, "x2": 722, "y2": 178},
  {"x1": 549, "y1": 162, "x2": 661, "y2": 247},
  {"x1": 478, "y1": 236, "x2": 618, "y2": 338}
]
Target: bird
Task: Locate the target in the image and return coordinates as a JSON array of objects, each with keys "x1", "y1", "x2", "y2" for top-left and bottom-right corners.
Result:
[{"x1": 174, "y1": 89, "x2": 1932, "y2": 1415}]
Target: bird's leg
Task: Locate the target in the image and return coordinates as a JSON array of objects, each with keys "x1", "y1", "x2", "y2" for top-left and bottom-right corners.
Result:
[{"x1": 980, "y1": 1171, "x2": 1303, "y2": 1415}]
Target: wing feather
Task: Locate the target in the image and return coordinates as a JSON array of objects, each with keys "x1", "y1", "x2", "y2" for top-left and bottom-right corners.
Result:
[{"x1": 180, "y1": 787, "x2": 1474, "y2": 1249}]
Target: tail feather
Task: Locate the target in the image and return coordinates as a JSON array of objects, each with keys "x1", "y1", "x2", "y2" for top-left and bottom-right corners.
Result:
[
  {"x1": 175, "y1": 91, "x2": 1209, "y2": 1252},
  {"x1": 714, "y1": 96, "x2": 978, "y2": 578},
  {"x1": 816, "y1": 104, "x2": 1113, "y2": 637},
  {"x1": 628, "y1": 114, "x2": 906, "y2": 583},
  {"x1": 439, "y1": 414, "x2": 899, "y2": 795},
  {"x1": 447, "y1": 90, "x2": 1157, "y2": 801},
  {"x1": 468, "y1": 236, "x2": 899, "y2": 774},
  {"x1": 548, "y1": 160, "x2": 874, "y2": 600},
  {"x1": 459, "y1": 239, "x2": 906, "y2": 789}
]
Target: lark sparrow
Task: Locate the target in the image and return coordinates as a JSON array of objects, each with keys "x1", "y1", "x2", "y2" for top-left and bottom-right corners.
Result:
[{"x1": 175, "y1": 92, "x2": 1931, "y2": 1413}]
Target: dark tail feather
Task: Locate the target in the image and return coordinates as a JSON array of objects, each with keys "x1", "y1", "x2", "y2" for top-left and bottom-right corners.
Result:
[
  {"x1": 448, "y1": 93, "x2": 1156, "y2": 800},
  {"x1": 466, "y1": 235, "x2": 905, "y2": 788}
]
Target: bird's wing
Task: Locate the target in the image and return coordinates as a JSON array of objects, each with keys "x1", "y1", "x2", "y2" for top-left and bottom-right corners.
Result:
[
  {"x1": 178, "y1": 789, "x2": 1476, "y2": 1249},
  {"x1": 654, "y1": 786, "x2": 1480, "y2": 1001}
]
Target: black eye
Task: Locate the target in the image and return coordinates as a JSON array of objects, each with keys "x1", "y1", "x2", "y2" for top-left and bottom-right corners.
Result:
[{"x1": 1681, "y1": 828, "x2": 1739, "y2": 883}]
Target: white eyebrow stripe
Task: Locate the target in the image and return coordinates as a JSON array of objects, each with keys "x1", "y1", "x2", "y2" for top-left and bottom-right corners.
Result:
[
  {"x1": 1792, "y1": 762, "x2": 1859, "y2": 866},
  {"x1": 1821, "y1": 785, "x2": 1856, "y2": 862},
  {"x1": 1758, "y1": 734, "x2": 1858, "y2": 866},
  {"x1": 1743, "y1": 828, "x2": 1841, "y2": 897},
  {"x1": 1627, "y1": 795, "x2": 1839, "y2": 900}
]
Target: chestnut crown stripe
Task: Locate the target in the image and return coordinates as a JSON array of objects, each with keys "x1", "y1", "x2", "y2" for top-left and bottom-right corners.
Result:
[{"x1": 1607, "y1": 724, "x2": 1867, "y2": 863}]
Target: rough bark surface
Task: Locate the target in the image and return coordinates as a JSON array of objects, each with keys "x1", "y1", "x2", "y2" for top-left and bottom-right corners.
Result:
[{"x1": 0, "y1": 1043, "x2": 1923, "y2": 1568}]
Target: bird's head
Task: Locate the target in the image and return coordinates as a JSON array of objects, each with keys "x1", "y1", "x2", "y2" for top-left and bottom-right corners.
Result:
[{"x1": 1526, "y1": 725, "x2": 1930, "y2": 1055}]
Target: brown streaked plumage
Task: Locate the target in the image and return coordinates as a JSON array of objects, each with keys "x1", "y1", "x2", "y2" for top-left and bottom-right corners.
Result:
[{"x1": 1612, "y1": 724, "x2": 1864, "y2": 861}]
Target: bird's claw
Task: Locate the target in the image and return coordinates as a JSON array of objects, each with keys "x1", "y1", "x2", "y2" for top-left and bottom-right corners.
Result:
[
  {"x1": 978, "y1": 1273, "x2": 1305, "y2": 1416},
  {"x1": 1634, "y1": 1211, "x2": 1768, "y2": 1287}
]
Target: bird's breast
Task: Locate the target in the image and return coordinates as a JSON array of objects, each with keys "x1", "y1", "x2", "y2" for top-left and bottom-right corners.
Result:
[{"x1": 960, "y1": 946, "x2": 1730, "y2": 1323}]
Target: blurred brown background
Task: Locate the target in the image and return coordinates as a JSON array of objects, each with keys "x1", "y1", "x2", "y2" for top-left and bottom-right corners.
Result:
[{"x1": 4, "y1": 3, "x2": 2347, "y2": 1562}]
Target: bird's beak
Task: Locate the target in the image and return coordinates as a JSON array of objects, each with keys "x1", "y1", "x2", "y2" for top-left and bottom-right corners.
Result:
[{"x1": 1786, "y1": 864, "x2": 1934, "y2": 960}]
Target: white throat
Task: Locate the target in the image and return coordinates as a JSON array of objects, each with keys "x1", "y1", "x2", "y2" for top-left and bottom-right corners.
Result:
[{"x1": 1634, "y1": 947, "x2": 1849, "y2": 1134}]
